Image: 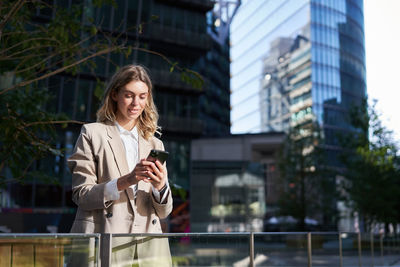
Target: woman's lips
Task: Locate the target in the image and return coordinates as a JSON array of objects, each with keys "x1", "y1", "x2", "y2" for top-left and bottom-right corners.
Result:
[{"x1": 128, "y1": 108, "x2": 140, "y2": 114}]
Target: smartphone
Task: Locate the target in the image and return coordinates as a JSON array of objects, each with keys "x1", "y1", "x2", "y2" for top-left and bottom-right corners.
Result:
[{"x1": 146, "y1": 149, "x2": 169, "y2": 164}]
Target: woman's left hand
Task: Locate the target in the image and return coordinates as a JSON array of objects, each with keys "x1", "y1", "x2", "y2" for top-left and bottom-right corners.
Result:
[{"x1": 141, "y1": 159, "x2": 166, "y2": 191}]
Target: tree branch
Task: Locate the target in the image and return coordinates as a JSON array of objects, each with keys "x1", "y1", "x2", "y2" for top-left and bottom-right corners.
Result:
[
  {"x1": 13, "y1": 53, "x2": 57, "y2": 75},
  {"x1": 24, "y1": 119, "x2": 84, "y2": 128},
  {"x1": 0, "y1": 45, "x2": 122, "y2": 95},
  {"x1": 12, "y1": 34, "x2": 101, "y2": 75},
  {"x1": 2, "y1": 49, "x2": 51, "y2": 61},
  {"x1": 0, "y1": 0, "x2": 27, "y2": 41},
  {"x1": 1, "y1": 37, "x2": 60, "y2": 55}
]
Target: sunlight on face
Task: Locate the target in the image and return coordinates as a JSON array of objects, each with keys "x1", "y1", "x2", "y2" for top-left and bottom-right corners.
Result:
[{"x1": 112, "y1": 80, "x2": 149, "y2": 130}]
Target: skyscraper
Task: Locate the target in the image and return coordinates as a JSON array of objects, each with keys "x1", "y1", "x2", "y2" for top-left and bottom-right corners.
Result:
[{"x1": 230, "y1": 0, "x2": 366, "y2": 142}]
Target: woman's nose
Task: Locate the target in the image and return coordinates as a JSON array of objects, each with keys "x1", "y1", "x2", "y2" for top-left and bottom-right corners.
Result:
[{"x1": 131, "y1": 96, "x2": 139, "y2": 106}]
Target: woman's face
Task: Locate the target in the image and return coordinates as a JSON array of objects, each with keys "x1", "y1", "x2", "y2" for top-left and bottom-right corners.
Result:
[{"x1": 112, "y1": 80, "x2": 149, "y2": 129}]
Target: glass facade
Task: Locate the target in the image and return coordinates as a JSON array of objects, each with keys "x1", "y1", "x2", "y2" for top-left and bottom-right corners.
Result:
[
  {"x1": 311, "y1": 0, "x2": 366, "y2": 122},
  {"x1": 230, "y1": 0, "x2": 311, "y2": 133},
  {"x1": 198, "y1": 12, "x2": 231, "y2": 137},
  {"x1": 230, "y1": 0, "x2": 366, "y2": 137}
]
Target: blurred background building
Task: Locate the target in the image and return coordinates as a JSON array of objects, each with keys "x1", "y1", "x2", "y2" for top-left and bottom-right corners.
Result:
[
  {"x1": 190, "y1": 133, "x2": 284, "y2": 232},
  {"x1": 231, "y1": 0, "x2": 366, "y2": 136}
]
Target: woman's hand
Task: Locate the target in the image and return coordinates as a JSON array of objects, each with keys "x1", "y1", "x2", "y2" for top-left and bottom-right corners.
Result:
[{"x1": 133, "y1": 159, "x2": 166, "y2": 191}]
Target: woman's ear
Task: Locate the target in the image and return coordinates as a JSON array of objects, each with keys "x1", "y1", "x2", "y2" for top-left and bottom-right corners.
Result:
[{"x1": 111, "y1": 90, "x2": 117, "y2": 101}]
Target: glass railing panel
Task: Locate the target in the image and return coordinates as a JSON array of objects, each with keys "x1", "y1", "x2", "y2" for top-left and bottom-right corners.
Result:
[
  {"x1": 254, "y1": 233, "x2": 308, "y2": 266},
  {"x1": 111, "y1": 234, "x2": 171, "y2": 266},
  {"x1": 377, "y1": 233, "x2": 387, "y2": 267},
  {"x1": 393, "y1": 234, "x2": 400, "y2": 264},
  {"x1": 307, "y1": 233, "x2": 340, "y2": 267},
  {"x1": 112, "y1": 233, "x2": 251, "y2": 266},
  {"x1": 358, "y1": 232, "x2": 400, "y2": 267},
  {"x1": 340, "y1": 232, "x2": 362, "y2": 267},
  {"x1": 0, "y1": 234, "x2": 100, "y2": 267},
  {"x1": 382, "y1": 234, "x2": 400, "y2": 266},
  {"x1": 359, "y1": 232, "x2": 375, "y2": 266},
  {"x1": 371, "y1": 233, "x2": 385, "y2": 267},
  {"x1": 169, "y1": 233, "x2": 250, "y2": 266}
]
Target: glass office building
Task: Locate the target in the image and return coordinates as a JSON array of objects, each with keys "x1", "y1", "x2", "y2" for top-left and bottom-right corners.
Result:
[{"x1": 230, "y1": 0, "x2": 366, "y2": 142}]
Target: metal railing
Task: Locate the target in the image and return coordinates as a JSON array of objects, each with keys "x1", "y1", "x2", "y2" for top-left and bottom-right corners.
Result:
[{"x1": 0, "y1": 232, "x2": 399, "y2": 267}]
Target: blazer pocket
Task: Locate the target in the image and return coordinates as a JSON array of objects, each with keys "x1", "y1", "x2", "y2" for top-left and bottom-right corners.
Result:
[{"x1": 136, "y1": 191, "x2": 151, "y2": 216}]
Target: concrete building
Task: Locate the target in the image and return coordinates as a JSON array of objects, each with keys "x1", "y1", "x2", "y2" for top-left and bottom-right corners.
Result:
[{"x1": 190, "y1": 133, "x2": 285, "y2": 232}]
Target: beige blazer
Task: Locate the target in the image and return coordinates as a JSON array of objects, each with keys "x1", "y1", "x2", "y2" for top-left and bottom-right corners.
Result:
[{"x1": 67, "y1": 121, "x2": 173, "y2": 234}]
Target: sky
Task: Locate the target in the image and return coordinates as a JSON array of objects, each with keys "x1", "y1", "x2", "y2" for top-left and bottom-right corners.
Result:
[{"x1": 364, "y1": 0, "x2": 400, "y2": 140}]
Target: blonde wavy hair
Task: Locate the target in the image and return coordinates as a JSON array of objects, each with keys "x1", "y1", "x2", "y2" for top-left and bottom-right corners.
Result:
[{"x1": 96, "y1": 65, "x2": 160, "y2": 139}]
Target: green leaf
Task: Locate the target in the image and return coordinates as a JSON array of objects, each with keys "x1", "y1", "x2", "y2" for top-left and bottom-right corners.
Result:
[
  {"x1": 90, "y1": 26, "x2": 97, "y2": 35},
  {"x1": 125, "y1": 46, "x2": 132, "y2": 58},
  {"x1": 94, "y1": 80, "x2": 105, "y2": 101},
  {"x1": 169, "y1": 62, "x2": 178, "y2": 73}
]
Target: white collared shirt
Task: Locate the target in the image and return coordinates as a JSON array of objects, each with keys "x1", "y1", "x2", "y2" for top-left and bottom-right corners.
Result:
[{"x1": 104, "y1": 122, "x2": 168, "y2": 203}]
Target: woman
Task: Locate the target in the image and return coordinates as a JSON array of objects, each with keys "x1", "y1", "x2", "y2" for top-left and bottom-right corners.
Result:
[{"x1": 67, "y1": 65, "x2": 173, "y2": 266}]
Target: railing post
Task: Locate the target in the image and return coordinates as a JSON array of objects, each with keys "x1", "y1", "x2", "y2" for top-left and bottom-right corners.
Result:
[
  {"x1": 100, "y1": 233, "x2": 112, "y2": 267},
  {"x1": 379, "y1": 232, "x2": 384, "y2": 267},
  {"x1": 398, "y1": 234, "x2": 400, "y2": 260},
  {"x1": 307, "y1": 232, "x2": 312, "y2": 267},
  {"x1": 339, "y1": 232, "x2": 343, "y2": 267},
  {"x1": 358, "y1": 232, "x2": 362, "y2": 267},
  {"x1": 370, "y1": 232, "x2": 374, "y2": 267},
  {"x1": 249, "y1": 232, "x2": 254, "y2": 267}
]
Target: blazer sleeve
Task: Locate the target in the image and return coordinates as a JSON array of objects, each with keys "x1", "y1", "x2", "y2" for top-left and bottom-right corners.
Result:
[
  {"x1": 67, "y1": 125, "x2": 112, "y2": 211},
  {"x1": 150, "y1": 141, "x2": 173, "y2": 219}
]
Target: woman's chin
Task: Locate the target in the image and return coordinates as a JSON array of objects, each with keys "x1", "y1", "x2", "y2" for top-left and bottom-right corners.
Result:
[{"x1": 127, "y1": 113, "x2": 140, "y2": 121}]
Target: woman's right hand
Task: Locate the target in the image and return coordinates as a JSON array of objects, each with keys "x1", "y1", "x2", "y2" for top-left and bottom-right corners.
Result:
[
  {"x1": 119, "y1": 159, "x2": 159, "y2": 190},
  {"x1": 129, "y1": 159, "x2": 152, "y2": 184}
]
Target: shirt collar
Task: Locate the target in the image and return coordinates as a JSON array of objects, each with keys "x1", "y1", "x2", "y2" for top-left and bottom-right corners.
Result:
[{"x1": 115, "y1": 122, "x2": 138, "y2": 140}]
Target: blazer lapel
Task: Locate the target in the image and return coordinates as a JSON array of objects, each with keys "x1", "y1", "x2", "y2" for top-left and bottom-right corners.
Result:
[
  {"x1": 138, "y1": 135, "x2": 152, "y2": 160},
  {"x1": 106, "y1": 123, "x2": 129, "y2": 176},
  {"x1": 105, "y1": 123, "x2": 137, "y2": 211}
]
